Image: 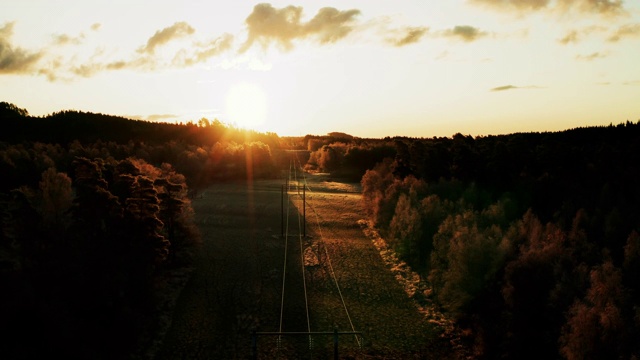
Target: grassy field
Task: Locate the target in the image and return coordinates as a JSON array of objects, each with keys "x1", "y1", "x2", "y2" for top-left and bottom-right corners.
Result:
[{"x1": 156, "y1": 174, "x2": 459, "y2": 359}]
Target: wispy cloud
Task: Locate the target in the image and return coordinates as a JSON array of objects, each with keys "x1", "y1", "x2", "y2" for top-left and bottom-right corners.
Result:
[
  {"x1": 623, "y1": 80, "x2": 640, "y2": 85},
  {"x1": 608, "y1": 23, "x2": 640, "y2": 42},
  {"x1": 557, "y1": 0, "x2": 626, "y2": 16},
  {"x1": 471, "y1": 0, "x2": 551, "y2": 12},
  {"x1": 576, "y1": 51, "x2": 608, "y2": 61},
  {"x1": 147, "y1": 114, "x2": 179, "y2": 121},
  {"x1": 0, "y1": 22, "x2": 44, "y2": 74},
  {"x1": 386, "y1": 26, "x2": 429, "y2": 47},
  {"x1": 239, "y1": 4, "x2": 361, "y2": 53},
  {"x1": 441, "y1": 25, "x2": 488, "y2": 42},
  {"x1": 557, "y1": 26, "x2": 606, "y2": 44},
  {"x1": 471, "y1": 0, "x2": 626, "y2": 16},
  {"x1": 138, "y1": 21, "x2": 195, "y2": 54},
  {"x1": 490, "y1": 84, "x2": 542, "y2": 91},
  {"x1": 52, "y1": 33, "x2": 84, "y2": 46},
  {"x1": 558, "y1": 30, "x2": 580, "y2": 44},
  {"x1": 172, "y1": 33, "x2": 234, "y2": 67}
]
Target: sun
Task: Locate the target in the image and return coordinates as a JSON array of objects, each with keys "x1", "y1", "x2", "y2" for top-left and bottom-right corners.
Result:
[{"x1": 225, "y1": 82, "x2": 268, "y2": 129}]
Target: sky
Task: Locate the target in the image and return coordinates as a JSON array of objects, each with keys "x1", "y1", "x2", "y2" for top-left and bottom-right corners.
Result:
[{"x1": 1, "y1": 0, "x2": 639, "y2": 138}]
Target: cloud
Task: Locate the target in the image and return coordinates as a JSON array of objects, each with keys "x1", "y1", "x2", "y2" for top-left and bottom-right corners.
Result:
[
  {"x1": 490, "y1": 84, "x2": 542, "y2": 91},
  {"x1": 576, "y1": 51, "x2": 608, "y2": 60},
  {"x1": 608, "y1": 23, "x2": 640, "y2": 42},
  {"x1": 126, "y1": 113, "x2": 179, "y2": 122},
  {"x1": 470, "y1": 0, "x2": 551, "y2": 11},
  {"x1": 239, "y1": 3, "x2": 360, "y2": 52},
  {"x1": 53, "y1": 33, "x2": 84, "y2": 45},
  {"x1": 386, "y1": 26, "x2": 429, "y2": 47},
  {"x1": 470, "y1": 0, "x2": 626, "y2": 16},
  {"x1": 558, "y1": 30, "x2": 579, "y2": 44},
  {"x1": 623, "y1": 80, "x2": 640, "y2": 85},
  {"x1": 146, "y1": 114, "x2": 179, "y2": 121},
  {"x1": 68, "y1": 57, "x2": 153, "y2": 78},
  {"x1": 139, "y1": 21, "x2": 195, "y2": 54},
  {"x1": 305, "y1": 7, "x2": 362, "y2": 44},
  {"x1": 557, "y1": 26, "x2": 606, "y2": 44},
  {"x1": 442, "y1": 25, "x2": 488, "y2": 42},
  {"x1": 90, "y1": 23, "x2": 101, "y2": 31},
  {"x1": 0, "y1": 22, "x2": 44, "y2": 74},
  {"x1": 491, "y1": 85, "x2": 518, "y2": 91},
  {"x1": 557, "y1": 0, "x2": 625, "y2": 16},
  {"x1": 173, "y1": 33, "x2": 234, "y2": 67}
]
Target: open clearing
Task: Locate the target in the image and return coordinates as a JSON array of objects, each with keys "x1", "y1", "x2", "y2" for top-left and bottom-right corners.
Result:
[{"x1": 156, "y1": 174, "x2": 458, "y2": 359}]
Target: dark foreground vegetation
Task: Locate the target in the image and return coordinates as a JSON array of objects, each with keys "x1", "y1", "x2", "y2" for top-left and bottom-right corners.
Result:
[
  {"x1": 0, "y1": 102, "x2": 399, "y2": 359},
  {"x1": 0, "y1": 102, "x2": 286, "y2": 359},
  {"x1": 3, "y1": 100, "x2": 640, "y2": 359},
  {"x1": 358, "y1": 123, "x2": 640, "y2": 359}
]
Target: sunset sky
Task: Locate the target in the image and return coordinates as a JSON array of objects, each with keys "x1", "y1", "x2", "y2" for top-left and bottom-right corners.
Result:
[{"x1": 2, "y1": 0, "x2": 639, "y2": 138}]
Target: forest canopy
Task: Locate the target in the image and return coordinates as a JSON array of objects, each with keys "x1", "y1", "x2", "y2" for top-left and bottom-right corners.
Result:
[
  {"x1": 359, "y1": 122, "x2": 640, "y2": 358},
  {"x1": 0, "y1": 102, "x2": 284, "y2": 358}
]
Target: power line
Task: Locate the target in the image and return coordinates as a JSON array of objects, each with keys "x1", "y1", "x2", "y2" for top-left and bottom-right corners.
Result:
[
  {"x1": 293, "y1": 162, "x2": 313, "y2": 349},
  {"x1": 294, "y1": 154, "x2": 362, "y2": 348}
]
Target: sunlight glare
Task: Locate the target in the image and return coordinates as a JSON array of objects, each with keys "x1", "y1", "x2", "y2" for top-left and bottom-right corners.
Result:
[{"x1": 225, "y1": 82, "x2": 268, "y2": 129}]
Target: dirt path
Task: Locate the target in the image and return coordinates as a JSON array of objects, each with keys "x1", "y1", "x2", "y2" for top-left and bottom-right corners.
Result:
[{"x1": 155, "y1": 177, "x2": 459, "y2": 359}]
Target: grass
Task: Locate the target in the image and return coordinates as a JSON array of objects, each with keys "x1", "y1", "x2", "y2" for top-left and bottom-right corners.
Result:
[{"x1": 155, "y1": 175, "x2": 461, "y2": 359}]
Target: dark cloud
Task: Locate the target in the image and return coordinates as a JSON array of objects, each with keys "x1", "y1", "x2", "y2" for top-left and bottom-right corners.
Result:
[
  {"x1": 239, "y1": 3, "x2": 360, "y2": 52},
  {"x1": 0, "y1": 22, "x2": 44, "y2": 74},
  {"x1": 576, "y1": 51, "x2": 607, "y2": 60},
  {"x1": 490, "y1": 84, "x2": 541, "y2": 91},
  {"x1": 173, "y1": 33, "x2": 234, "y2": 67},
  {"x1": 442, "y1": 25, "x2": 488, "y2": 42},
  {"x1": 387, "y1": 26, "x2": 429, "y2": 47},
  {"x1": 608, "y1": 23, "x2": 640, "y2": 42},
  {"x1": 139, "y1": 21, "x2": 195, "y2": 54}
]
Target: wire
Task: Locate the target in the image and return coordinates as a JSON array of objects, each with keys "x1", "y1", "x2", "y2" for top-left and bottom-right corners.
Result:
[
  {"x1": 294, "y1": 153, "x2": 362, "y2": 348},
  {"x1": 293, "y1": 162, "x2": 313, "y2": 349},
  {"x1": 278, "y1": 161, "x2": 292, "y2": 343}
]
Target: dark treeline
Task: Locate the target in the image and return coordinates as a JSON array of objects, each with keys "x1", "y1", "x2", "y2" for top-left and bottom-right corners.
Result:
[
  {"x1": 0, "y1": 102, "x2": 282, "y2": 359},
  {"x1": 293, "y1": 133, "x2": 397, "y2": 180},
  {"x1": 360, "y1": 122, "x2": 640, "y2": 359},
  {"x1": 0, "y1": 102, "x2": 282, "y2": 192}
]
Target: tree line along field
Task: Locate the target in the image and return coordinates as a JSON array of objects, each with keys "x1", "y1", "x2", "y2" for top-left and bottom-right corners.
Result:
[{"x1": 2, "y1": 101, "x2": 640, "y2": 359}]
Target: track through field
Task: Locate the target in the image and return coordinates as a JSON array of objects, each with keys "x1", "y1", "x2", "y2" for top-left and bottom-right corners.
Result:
[{"x1": 156, "y1": 170, "x2": 459, "y2": 359}]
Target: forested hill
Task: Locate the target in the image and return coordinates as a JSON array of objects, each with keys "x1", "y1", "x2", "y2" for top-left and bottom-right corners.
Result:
[
  {"x1": 1, "y1": 101, "x2": 288, "y2": 359},
  {"x1": 0, "y1": 101, "x2": 279, "y2": 147},
  {"x1": 358, "y1": 120, "x2": 640, "y2": 359},
  {"x1": 0, "y1": 102, "x2": 284, "y2": 192}
]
